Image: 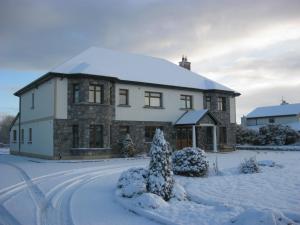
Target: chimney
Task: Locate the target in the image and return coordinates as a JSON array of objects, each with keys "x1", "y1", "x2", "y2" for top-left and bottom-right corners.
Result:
[{"x1": 179, "y1": 55, "x2": 191, "y2": 70}]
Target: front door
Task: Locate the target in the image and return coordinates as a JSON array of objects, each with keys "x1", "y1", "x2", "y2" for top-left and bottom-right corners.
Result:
[{"x1": 176, "y1": 127, "x2": 192, "y2": 149}]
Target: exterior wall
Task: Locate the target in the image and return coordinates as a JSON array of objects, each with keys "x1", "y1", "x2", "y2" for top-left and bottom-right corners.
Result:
[
  {"x1": 115, "y1": 83, "x2": 204, "y2": 123},
  {"x1": 247, "y1": 115, "x2": 298, "y2": 126},
  {"x1": 204, "y1": 92, "x2": 236, "y2": 150},
  {"x1": 9, "y1": 117, "x2": 19, "y2": 152},
  {"x1": 53, "y1": 77, "x2": 115, "y2": 159},
  {"x1": 55, "y1": 77, "x2": 68, "y2": 119},
  {"x1": 10, "y1": 119, "x2": 53, "y2": 157},
  {"x1": 229, "y1": 97, "x2": 236, "y2": 123}
]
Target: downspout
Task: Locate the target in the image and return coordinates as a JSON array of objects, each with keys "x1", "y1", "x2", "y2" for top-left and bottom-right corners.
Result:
[{"x1": 18, "y1": 96, "x2": 21, "y2": 153}]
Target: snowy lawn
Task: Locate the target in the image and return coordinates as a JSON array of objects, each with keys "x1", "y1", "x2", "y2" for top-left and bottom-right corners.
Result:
[
  {"x1": 117, "y1": 150, "x2": 300, "y2": 225},
  {"x1": 0, "y1": 149, "x2": 299, "y2": 225}
]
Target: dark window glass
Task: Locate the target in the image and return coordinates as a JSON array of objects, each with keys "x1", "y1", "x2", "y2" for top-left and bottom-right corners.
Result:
[
  {"x1": 144, "y1": 91, "x2": 162, "y2": 107},
  {"x1": 13, "y1": 130, "x2": 17, "y2": 142},
  {"x1": 89, "y1": 84, "x2": 102, "y2": 103},
  {"x1": 110, "y1": 85, "x2": 113, "y2": 105},
  {"x1": 89, "y1": 125, "x2": 103, "y2": 148},
  {"x1": 119, "y1": 126, "x2": 129, "y2": 138},
  {"x1": 217, "y1": 97, "x2": 226, "y2": 111},
  {"x1": 72, "y1": 125, "x2": 79, "y2": 148},
  {"x1": 119, "y1": 89, "x2": 129, "y2": 105},
  {"x1": 31, "y1": 93, "x2": 35, "y2": 109},
  {"x1": 21, "y1": 129, "x2": 24, "y2": 143},
  {"x1": 28, "y1": 128, "x2": 32, "y2": 143},
  {"x1": 180, "y1": 95, "x2": 193, "y2": 109},
  {"x1": 269, "y1": 118, "x2": 275, "y2": 123},
  {"x1": 73, "y1": 84, "x2": 80, "y2": 103},
  {"x1": 206, "y1": 96, "x2": 211, "y2": 110},
  {"x1": 145, "y1": 126, "x2": 163, "y2": 142},
  {"x1": 219, "y1": 127, "x2": 227, "y2": 144}
]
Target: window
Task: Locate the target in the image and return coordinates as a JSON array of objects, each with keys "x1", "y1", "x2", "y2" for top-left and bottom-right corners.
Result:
[
  {"x1": 21, "y1": 129, "x2": 24, "y2": 143},
  {"x1": 72, "y1": 125, "x2": 79, "y2": 148},
  {"x1": 269, "y1": 118, "x2": 275, "y2": 123},
  {"x1": 89, "y1": 84, "x2": 102, "y2": 103},
  {"x1": 13, "y1": 130, "x2": 17, "y2": 142},
  {"x1": 119, "y1": 126, "x2": 129, "y2": 137},
  {"x1": 31, "y1": 93, "x2": 35, "y2": 109},
  {"x1": 219, "y1": 127, "x2": 227, "y2": 144},
  {"x1": 89, "y1": 125, "x2": 103, "y2": 148},
  {"x1": 206, "y1": 96, "x2": 211, "y2": 110},
  {"x1": 180, "y1": 95, "x2": 193, "y2": 109},
  {"x1": 73, "y1": 84, "x2": 80, "y2": 103},
  {"x1": 145, "y1": 126, "x2": 163, "y2": 142},
  {"x1": 119, "y1": 89, "x2": 129, "y2": 105},
  {"x1": 110, "y1": 85, "x2": 113, "y2": 105},
  {"x1": 217, "y1": 97, "x2": 226, "y2": 111},
  {"x1": 28, "y1": 128, "x2": 32, "y2": 143},
  {"x1": 144, "y1": 91, "x2": 162, "y2": 107}
]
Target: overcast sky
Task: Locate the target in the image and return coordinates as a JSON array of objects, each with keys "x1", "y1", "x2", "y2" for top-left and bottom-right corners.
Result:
[{"x1": 0, "y1": 0, "x2": 300, "y2": 122}]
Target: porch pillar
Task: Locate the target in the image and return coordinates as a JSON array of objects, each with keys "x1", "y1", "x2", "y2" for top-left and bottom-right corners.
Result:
[
  {"x1": 192, "y1": 125, "x2": 196, "y2": 148},
  {"x1": 213, "y1": 125, "x2": 217, "y2": 152}
]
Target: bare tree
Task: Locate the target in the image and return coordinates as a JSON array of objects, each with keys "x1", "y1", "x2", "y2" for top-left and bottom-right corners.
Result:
[{"x1": 0, "y1": 115, "x2": 15, "y2": 144}]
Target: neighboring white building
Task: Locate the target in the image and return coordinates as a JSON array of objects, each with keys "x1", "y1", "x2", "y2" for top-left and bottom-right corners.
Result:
[
  {"x1": 10, "y1": 47, "x2": 240, "y2": 159},
  {"x1": 242, "y1": 103, "x2": 300, "y2": 132}
]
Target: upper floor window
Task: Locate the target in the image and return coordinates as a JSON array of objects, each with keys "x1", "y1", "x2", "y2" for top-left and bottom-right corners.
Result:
[
  {"x1": 145, "y1": 126, "x2": 163, "y2": 142},
  {"x1": 13, "y1": 130, "x2": 17, "y2": 142},
  {"x1": 110, "y1": 85, "x2": 113, "y2": 105},
  {"x1": 206, "y1": 96, "x2": 211, "y2": 110},
  {"x1": 28, "y1": 128, "x2": 32, "y2": 143},
  {"x1": 180, "y1": 95, "x2": 193, "y2": 109},
  {"x1": 89, "y1": 84, "x2": 102, "y2": 103},
  {"x1": 73, "y1": 84, "x2": 80, "y2": 103},
  {"x1": 217, "y1": 97, "x2": 226, "y2": 111},
  {"x1": 119, "y1": 89, "x2": 129, "y2": 105},
  {"x1": 144, "y1": 91, "x2": 162, "y2": 107},
  {"x1": 31, "y1": 93, "x2": 35, "y2": 109}
]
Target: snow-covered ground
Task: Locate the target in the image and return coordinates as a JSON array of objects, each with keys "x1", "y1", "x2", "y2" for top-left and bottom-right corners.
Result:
[{"x1": 0, "y1": 149, "x2": 299, "y2": 225}]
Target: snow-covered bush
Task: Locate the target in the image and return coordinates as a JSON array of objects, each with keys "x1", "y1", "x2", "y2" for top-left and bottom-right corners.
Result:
[
  {"x1": 117, "y1": 167, "x2": 148, "y2": 198},
  {"x1": 258, "y1": 125, "x2": 299, "y2": 145},
  {"x1": 172, "y1": 147, "x2": 209, "y2": 177},
  {"x1": 134, "y1": 193, "x2": 169, "y2": 209},
  {"x1": 147, "y1": 129, "x2": 174, "y2": 201},
  {"x1": 239, "y1": 157, "x2": 260, "y2": 174},
  {"x1": 236, "y1": 125, "x2": 259, "y2": 145},
  {"x1": 170, "y1": 183, "x2": 187, "y2": 201},
  {"x1": 121, "y1": 134, "x2": 136, "y2": 157}
]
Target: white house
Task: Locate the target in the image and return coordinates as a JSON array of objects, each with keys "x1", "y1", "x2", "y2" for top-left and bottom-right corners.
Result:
[
  {"x1": 242, "y1": 102, "x2": 300, "y2": 132},
  {"x1": 10, "y1": 47, "x2": 240, "y2": 159}
]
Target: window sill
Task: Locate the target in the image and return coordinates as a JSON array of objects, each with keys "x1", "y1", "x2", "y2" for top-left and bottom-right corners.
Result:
[
  {"x1": 28, "y1": 142, "x2": 32, "y2": 144},
  {"x1": 179, "y1": 108, "x2": 193, "y2": 111},
  {"x1": 143, "y1": 106, "x2": 165, "y2": 109},
  {"x1": 118, "y1": 104, "x2": 131, "y2": 107},
  {"x1": 72, "y1": 102, "x2": 108, "y2": 106}
]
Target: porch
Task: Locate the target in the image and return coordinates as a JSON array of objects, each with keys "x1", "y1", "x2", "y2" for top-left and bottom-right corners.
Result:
[{"x1": 175, "y1": 109, "x2": 219, "y2": 152}]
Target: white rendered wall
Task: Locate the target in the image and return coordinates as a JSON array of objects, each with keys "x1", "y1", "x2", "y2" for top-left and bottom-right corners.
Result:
[
  {"x1": 9, "y1": 117, "x2": 19, "y2": 152},
  {"x1": 115, "y1": 83, "x2": 204, "y2": 123},
  {"x1": 55, "y1": 77, "x2": 68, "y2": 119},
  {"x1": 229, "y1": 97, "x2": 236, "y2": 123}
]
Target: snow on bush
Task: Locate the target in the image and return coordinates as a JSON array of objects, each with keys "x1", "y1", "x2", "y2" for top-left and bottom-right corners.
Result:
[
  {"x1": 172, "y1": 147, "x2": 209, "y2": 177},
  {"x1": 170, "y1": 183, "x2": 187, "y2": 201},
  {"x1": 134, "y1": 193, "x2": 169, "y2": 209},
  {"x1": 147, "y1": 129, "x2": 174, "y2": 201},
  {"x1": 121, "y1": 133, "x2": 136, "y2": 157},
  {"x1": 117, "y1": 167, "x2": 148, "y2": 198},
  {"x1": 236, "y1": 125, "x2": 259, "y2": 145},
  {"x1": 239, "y1": 157, "x2": 260, "y2": 174}
]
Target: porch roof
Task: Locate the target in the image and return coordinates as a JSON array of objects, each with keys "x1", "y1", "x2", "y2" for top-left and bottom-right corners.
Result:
[{"x1": 175, "y1": 109, "x2": 219, "y2": 126}]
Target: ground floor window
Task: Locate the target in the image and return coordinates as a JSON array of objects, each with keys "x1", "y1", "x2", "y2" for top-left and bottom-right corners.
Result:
[
  {"x1": 145, "y1": 126, "x2": 163, "y2": 142},
  {"x1": 13, "y1": 130, "x2": 17, "y2": 142},
  {"x1": 21, "y1": 129, "x2": 24, "y2": 143},
  {"x1": 119, "y1": 126, "x2": 129, "y2": 138},
  {"x1": 89, "y1": 125, "x2": 103, "y2": 148},
  {"x1": 28, "y1": 128, "x2": 32, "y2": 143},
  {"x1": 176, "y1": 127, "x2": 192, "y2": 149},
  {"x1": 219, "y1": 127, "x2": 227, "y2": 144},
  {"x1": 72, "y1": 125, "x2": 79, "y2": 148}
]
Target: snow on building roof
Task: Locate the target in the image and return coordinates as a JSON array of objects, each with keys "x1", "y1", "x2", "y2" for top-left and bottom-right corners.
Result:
[
  {"x1": 175, "y1": 109, "x2": 209, "y2": 125},
  {"x1": 51, "y1": 47, "x2": 237, "y2": 93},
  {"x1": 247, "y1": 103, "x2": 300, "y2": 118}
]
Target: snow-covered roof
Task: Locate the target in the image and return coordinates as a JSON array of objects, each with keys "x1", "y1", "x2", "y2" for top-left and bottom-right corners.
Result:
[
  {"x1": 51, "y1": 47, "x2": 237, "y2": 93},
  {"x1": 247, "y1": 103, "x2": 300, "y2": 118},
  {"x1": 176, "y1": 109, "x2": 209, "y2": 125}
]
